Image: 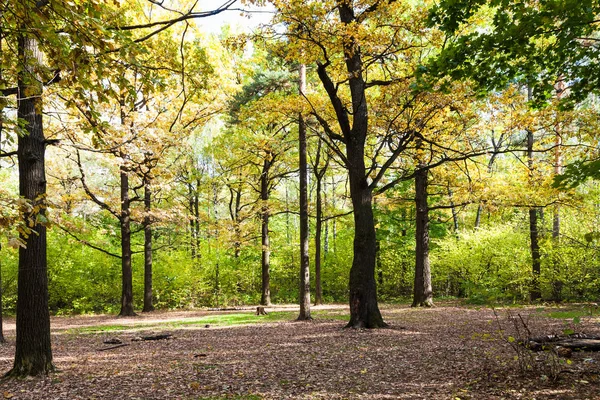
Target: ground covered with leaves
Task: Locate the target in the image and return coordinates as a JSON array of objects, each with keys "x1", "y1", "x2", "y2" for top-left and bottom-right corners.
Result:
[{"x1": 1, "y1": 304, "x2": 599, "y2": 399}]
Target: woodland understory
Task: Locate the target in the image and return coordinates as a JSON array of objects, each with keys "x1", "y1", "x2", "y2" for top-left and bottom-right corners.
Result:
[{"x1": 1, "y1": 304, "x2": 599, "y2": 400}]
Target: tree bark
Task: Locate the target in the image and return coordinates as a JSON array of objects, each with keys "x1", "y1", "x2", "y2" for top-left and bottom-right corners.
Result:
[
  {"x1": 188, "y1": 182, "x2": 197, "y2": 259},
  {"x1": 119, "y1": 162, "x2": 136, "y2": 316},
  {"x1": 0, "y1": 242, "x2": 4, "y2": 344},
  {"x1": 412, "y1": 165, "x2": 434, "y2": 307},
  {"x1": 9, "y1": 31, "x2": 54, "y2": 376},
  {"x1": 317, "y1": 3, "x2": 385, "y2": 328},
  {"x1": 142, "y1": 179, "x2": 154, "y2": 312},
  {"x1": 314, "y1": 164, "x2": 324, "y2": 305},
  {"x1": 448, "y1": 185, "x2": 459, "y2": 233},
  {"x1": 524, "y1": 86, "x2": 542, "y2": 301},
  {"x1": 260, "y1": 158, "x2": 272, "y2": 306},
  {"x1": 551, "y1": 80, "x2": 565, "y2": 301},
  {"x1": 297, "y1": 63, "x2": 312, "y2": 320}
]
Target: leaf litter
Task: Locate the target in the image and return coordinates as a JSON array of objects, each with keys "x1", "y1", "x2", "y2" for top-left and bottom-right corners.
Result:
[{"x1": 0, "y1": 304, "x2": 599, "y2": 399}]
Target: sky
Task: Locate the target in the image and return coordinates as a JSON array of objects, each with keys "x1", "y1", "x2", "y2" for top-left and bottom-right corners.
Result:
[{"x1": 198, "y1": 1, "x2": 276, "y2": 34}]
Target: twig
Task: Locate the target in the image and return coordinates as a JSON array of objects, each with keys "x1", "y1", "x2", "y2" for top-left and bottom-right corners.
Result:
[{"x1": 97, "y1": 343, "x2": 129, "y2": 351}]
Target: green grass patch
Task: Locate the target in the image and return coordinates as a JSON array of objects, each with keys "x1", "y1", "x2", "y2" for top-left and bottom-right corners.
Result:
[
  {"x1": 65, "y1": 309, "x2": 348, "y2": 334},
  {"x1": 538, "y1": 305, "x2": 600, "y2": 320}
]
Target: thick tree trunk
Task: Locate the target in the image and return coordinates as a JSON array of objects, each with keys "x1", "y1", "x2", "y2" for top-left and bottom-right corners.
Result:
[
  {"x1": 9, "y1": 32, "x2": 54, "y2": 376},
  {"x1": 260, "y1": 159, "x2": 271, "y2": 306},
  {"x1": 119, "y1": 164, "x2": 135, "y2": 316},
  {"x1": 297, "y1": 64, "x2": 312, "y2": 320},
  {"x1": 346, "y1": 171, "x2": 385, "y2": 327},
  {"x1": 412, "y1": 166, "x2": 434, "y2": 307},
  {"x1": 314, "y1": 3, "x2": 385, "y2": 328},
  {"x1": 142, "y1": 180, "x2": 154, "y2": 312},
  {"x1": 345, "y1": 133, "x2": 385, "y2": 327}
]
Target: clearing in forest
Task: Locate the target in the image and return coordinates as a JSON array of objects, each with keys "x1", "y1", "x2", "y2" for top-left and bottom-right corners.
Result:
[{"x1": 0, "y1": 304, "x2": 599, "y2": 399}]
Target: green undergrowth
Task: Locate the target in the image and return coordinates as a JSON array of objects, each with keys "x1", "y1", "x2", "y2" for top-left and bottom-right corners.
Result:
[
  {"x1": 64, "y1": 310, "x2": 349, "y2": 334},
  {"x1": 540, "y1": 305, "x2": 600, "y2": 320}
]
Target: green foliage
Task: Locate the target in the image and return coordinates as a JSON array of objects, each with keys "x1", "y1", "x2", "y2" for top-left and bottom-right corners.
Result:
[
  {"x1": 432, "y1": 223, "x2": 532, "y2": 304},
  {"x1": 554, "y1": 160, "x2": 600, "y2": 189}
]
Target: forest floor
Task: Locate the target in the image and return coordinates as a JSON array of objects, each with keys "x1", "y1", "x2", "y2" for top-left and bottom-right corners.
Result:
[{"x1": 0, "y1": 303, "x2": 599, "y2": 399}]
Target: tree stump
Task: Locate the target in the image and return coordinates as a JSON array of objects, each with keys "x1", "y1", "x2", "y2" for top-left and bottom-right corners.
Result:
[{"x1": 256, "y1": 306, "x2": 268, "y2": 315}]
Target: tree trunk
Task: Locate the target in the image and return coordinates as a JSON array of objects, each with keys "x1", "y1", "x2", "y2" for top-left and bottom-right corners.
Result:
[
  {"x1": 119, "y1": 163, "x2": 135, "y2": 316},
  {"x1": 188, "y1": 182, "x2": 196, "y2": 259},
  {"x1": 260, "y1": 158, "x2": 271, "y2": 306},
  {"x1": 314, "y1": 168, "x2": 324, "y2": 305},
  {"x1": 525, "y1": 87, "x2": 542, "y2": 301},
  {"x1": 0, "y1": 242, "x2": 4, "y2": 344},
  {"x1": 551, "y1": 80, "x2": 564, "y2": 301},
  {"x1": 448, "y1": 185, "x2": 459, "y2": 233},
  {"x1": 346, "y1": 166, "x2": 385, "y2": 327},
  {"x1": 314, "y1": 3, "x2": 385, "y2": 328},
  {"x1": 142, "y1": 180, "x2": 154, "y2": 312},
  {"x1": 297, "y1": 64, "x2": 311, "y2": 320},
  {"x1": 0, "y1": 20, "x2": 4, "y2": 344},
  {"x1": 412, "y1": 165, "x2": 434, "y2": 307},
  {"x1": 9, "y1": 32, "x2": 54, "y2": 376}
]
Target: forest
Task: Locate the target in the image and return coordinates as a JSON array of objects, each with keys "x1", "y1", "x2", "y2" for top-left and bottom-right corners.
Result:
[{"x1": 0, "y1": 0, "x2": 600, "y2": 398}]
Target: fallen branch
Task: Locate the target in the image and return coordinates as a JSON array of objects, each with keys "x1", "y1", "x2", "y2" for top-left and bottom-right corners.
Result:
[
  {"x1": 526, "y1": 333, "x2": 600, "y2": 352},
  {"x1": 132, "y1": 333, "x2": 173, "y2": 342},
  {"x1": 97, "y1": 343, "x2": 129, "y2": 351}
]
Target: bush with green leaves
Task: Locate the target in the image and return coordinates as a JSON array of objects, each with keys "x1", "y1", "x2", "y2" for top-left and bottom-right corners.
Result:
[{"x1": 432, "y1": 223, "x2": 532, "y2": 303}]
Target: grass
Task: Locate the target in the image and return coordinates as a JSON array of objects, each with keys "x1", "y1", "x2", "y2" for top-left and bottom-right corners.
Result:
[
  {"x1": 536, "y1": 304, "x2": 600, "y2": 320},
  {"x1": 65, "y1": 309, "x2": 349, "y2": 335}
]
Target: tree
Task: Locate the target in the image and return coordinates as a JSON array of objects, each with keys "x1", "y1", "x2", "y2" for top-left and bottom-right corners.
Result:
[
  {"x1": 297, "y1": 63, "x2": 311, "y2": 320},
  {"x1": 10, "y1": 14, "x2": 54, "y2": 377},
  {"x1": 427, "y1": 0, "x2": 600, "y2": 181},
  {"x1": 224, "y1": 61, "x2": 297, "y2": 305}
]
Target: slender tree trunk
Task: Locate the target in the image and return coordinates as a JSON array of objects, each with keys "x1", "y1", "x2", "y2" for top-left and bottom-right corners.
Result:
[
  {"x1": 260, "y1": 159, "x2": 271, "y2": 306},
  {"x1": 9, "y1": 31, "x2": 54, "y2": 376},
  {"x1": 233, "y1": 185, "x2": 242, "y2": 258},
  {"x1": 297, "y1": 64, "x2": 312, "y2": 320},
  {"x1": 323, "y1": 178, "x2": 329, "y2": 256},
  {"x1": 0, "y1": 242, "x2": 4, "y2": 344},
  {"x1": 527, "y1": 87, "x2": 542, "y2": 301},
  {"x1": 331, "y1": 175, "x2": 337, "y2": 254},
  {"x1": 195, "y1": 177, "x2": 201, "y2": 252},
  {"x1": 529, "y1": 206, "x2": 542, "y2": 301},
  {"x1": 315, "y1": 171, "x2": 324, "y2": 305},
  {"x1": 119, "y1": 163, "x2": 135, "y2": 316},
  {"x1": 188, "y1": 182, "x2": 196, "y2": 259},
  {"x1": 551, "y1": 79, "x2": 565, "y2": 301},
  {"x1": 0, "y1": 25, "x2": 5, "y2": 344},
  {"x1": 412, "y1": 165, "x2": 434, "y2": 307},
  {"x1": 142, "y1": 180, "x2": 154, "y2": 312},
  {"x1": 448, "y1": 185, "x2": 459, "y2": 233}
]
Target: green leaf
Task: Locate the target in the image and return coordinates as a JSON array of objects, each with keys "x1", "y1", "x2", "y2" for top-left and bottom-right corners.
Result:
[{"x1": 563, "y1": 328, "x2": 575, "y2": 336}]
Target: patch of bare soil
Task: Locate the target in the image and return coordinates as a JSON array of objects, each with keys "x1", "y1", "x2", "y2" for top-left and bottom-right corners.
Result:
[{"x1": 0, "y1": 305, "x2": 599, "y2": 399}]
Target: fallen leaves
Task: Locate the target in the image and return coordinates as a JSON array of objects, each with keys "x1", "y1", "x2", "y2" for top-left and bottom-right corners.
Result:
[{"x1": 0, "y1": 305, "x2": 598, "y2": 399}]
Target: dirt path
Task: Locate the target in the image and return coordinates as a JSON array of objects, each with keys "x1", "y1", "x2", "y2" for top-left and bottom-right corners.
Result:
[{"x1": 0, "y1": 305, "x2": 599, "y2": 399}]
